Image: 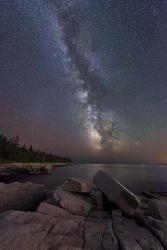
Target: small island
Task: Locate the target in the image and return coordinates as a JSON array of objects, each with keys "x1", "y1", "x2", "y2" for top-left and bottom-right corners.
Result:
[{"x1": 0, "y1": 134, "x2": 72, "y2": 175}]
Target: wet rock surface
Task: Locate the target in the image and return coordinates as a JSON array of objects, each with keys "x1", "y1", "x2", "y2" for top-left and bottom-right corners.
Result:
[{"x1": 0, "y1": 170, "x2": 167, "y2": 249}]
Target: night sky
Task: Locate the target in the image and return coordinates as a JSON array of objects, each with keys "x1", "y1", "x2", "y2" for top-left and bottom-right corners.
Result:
[{"x1": 0, "y1": 0, "x2": 167, "y2": 163}]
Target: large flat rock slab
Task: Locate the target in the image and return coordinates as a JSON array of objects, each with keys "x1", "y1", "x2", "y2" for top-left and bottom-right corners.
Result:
[
  {"x1": 94, "y1": 170, "x2": 140, "y2": 216},
  {"x1": 0, "y1": 210, "x2": 119, "y2": 250},
  {"x1": 0, "y1": 210, "x2": 84, "y2": 250},
  {"x1": 84, "y1": 219, "x2": 118, "y2": 250},
  {"x1": 0, "y1": 182, "x2": 47, "y2": 213}
]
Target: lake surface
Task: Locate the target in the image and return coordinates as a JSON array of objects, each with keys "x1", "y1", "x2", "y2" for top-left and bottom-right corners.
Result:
[{"x1": 0, "y1": 163, "x2": 167, "y2": 194}]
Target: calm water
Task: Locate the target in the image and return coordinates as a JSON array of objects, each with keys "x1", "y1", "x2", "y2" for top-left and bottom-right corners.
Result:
[{"x1": 0, "y1": 164, "x2": 167, "y2": 194}]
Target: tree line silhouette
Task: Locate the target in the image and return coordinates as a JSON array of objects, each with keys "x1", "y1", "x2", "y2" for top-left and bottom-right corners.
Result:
[{"x1": 0, "y1": 134, "x2": 72, "y2": 163}]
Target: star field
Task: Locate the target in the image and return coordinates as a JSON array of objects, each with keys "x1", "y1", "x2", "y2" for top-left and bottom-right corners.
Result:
[{"x1": 0, "y1": 0, "x2": 167, "y2": 163}]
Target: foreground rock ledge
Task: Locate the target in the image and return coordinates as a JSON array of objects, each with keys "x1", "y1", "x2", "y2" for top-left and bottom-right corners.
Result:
[{"x1": 0, "y1": 171, "x2": 167, "y2": 250}]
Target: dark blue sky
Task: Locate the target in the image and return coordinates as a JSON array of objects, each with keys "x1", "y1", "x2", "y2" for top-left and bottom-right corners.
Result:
[{"x1": 0, "y1": 0, "x2": 167, "y2": 163}]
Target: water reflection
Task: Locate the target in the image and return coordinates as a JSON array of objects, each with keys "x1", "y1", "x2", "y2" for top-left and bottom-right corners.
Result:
[{"x1": 0, "y1": 164, "x2": 167, "y2": 193}]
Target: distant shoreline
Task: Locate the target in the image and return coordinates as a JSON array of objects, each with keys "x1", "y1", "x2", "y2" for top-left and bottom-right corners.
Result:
[
  {"x1": 0, "y1": 162, "x2": 74, "y2": 176},
  {"x1": 75, "y1": 162, "x2": 167, "y2": 166}
]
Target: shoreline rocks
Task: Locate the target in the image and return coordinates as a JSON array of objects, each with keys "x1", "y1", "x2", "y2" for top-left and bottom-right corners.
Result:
[
  {"x1": 0, "y1": 163, "x2": 54, "y2": 175},
  {"x1": 0, "y1": 170, "x2": 166, "y2": 249},
  {"x1": 148, "y1": 199, "x2": 167, "y2": 220},
  {"x1": 0, "y1": 182, "x2": 47, "y2": 213},
  {"x1": 0, "y1": 162, "x2": 72, "y2": 175},
  {"x1": 53, "y1": 187, "x2": 93, "y2": 216},
  {"x1": 63, "y1": 177, "x2": 94, "y2": 193},
  {"x1": 94, "y1": 170, "x2": 140, "y2": 216}
]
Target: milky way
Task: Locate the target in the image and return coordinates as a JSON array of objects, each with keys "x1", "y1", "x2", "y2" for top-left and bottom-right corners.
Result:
[
  {"x1": 0, "y1": 0, "x2": 167, "y2": 163},
  {"x1": 53, "y1": 0, "x2": 123, "y2": 154}
]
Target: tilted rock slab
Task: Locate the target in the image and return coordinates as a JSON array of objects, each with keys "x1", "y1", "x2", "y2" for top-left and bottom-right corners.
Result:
[
  {"x1": 0, "y1": 182, "x2": 47, "y2": 213},
  {"x1": 63, "y1": 177, "x2": 94, "y2": 193},
  {"x1": 94, "y1": 170, "x2": 140, "y2": 216}
]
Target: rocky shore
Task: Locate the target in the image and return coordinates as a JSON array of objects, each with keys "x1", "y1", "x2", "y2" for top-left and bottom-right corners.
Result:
[
  {"x1": 0, "y1": 162, "x2": 71, "y2": 175},
  {"x1": 0, "y1": 170, "x2": 166, "y2": 250}
]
